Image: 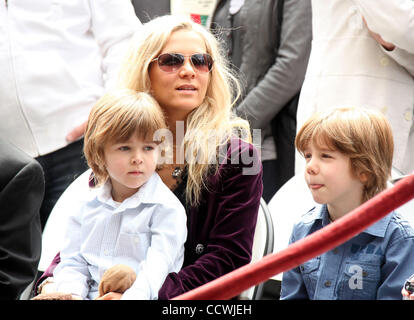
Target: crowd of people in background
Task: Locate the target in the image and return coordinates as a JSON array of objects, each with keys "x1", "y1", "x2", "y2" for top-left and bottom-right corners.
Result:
[{"x1": 0, "y1": 0, "x2": 413, "y2": 301}]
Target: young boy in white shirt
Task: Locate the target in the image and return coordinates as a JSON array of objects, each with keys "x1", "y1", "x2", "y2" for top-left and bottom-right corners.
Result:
[{"x1": 51, "y1": 90, "x2": 187, "y2": 300}]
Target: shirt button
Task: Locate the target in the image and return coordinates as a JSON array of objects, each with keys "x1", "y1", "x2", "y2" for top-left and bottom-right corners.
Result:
[
  {"x1": 134, "y1": 237, "x2": 139, "y2": 244},
  {"x1": 404, "y1": 110, "x2": 412, "y2": 121},
  {"x1": 195, "y1": 244, "x2": 204, "y2": 254},
  {"x1": 380, "y1": 57, "x2": 389, "y2": 66},
  {"x1": 104, "y1": 250, "x2": 109, "y2": 256},
  {"x1": 324, "y1": 280, "x2": 331, "y2": 287}
]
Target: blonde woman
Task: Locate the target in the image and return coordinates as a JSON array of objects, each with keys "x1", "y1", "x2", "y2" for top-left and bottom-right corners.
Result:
[
  {"x1": 116, "y1": 14, "x2": 262, "y2": 300},
  {"x1": 37, "y1": 15, "x2": 263, "y2": 300}
]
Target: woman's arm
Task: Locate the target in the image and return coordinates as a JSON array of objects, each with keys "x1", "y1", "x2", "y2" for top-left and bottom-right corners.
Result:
[
  {"x1": 353, "y1": 0, "x2": 414, "y2": 53},
  {"x1": 236, "y1": 0, "x2": 312, "y2": 130}
]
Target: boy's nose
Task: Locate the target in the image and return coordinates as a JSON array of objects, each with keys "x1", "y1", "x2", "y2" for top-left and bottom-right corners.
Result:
[
  {"x1": 306, "y1": 159, "x2": 318, "y2": 175},
  {"x1": 131, "y1": 153, "x2": 143, "y2": 164}
]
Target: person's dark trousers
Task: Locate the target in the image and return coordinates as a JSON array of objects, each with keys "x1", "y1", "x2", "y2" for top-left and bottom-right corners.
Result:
[
  {"x1": 131, "y1": 0, "x2": 170, "y2": 22},
  {"x1": 264, "y1": 93, "x2": 299, "y2": 204},
  {"x1": 262, "y1": 159, "x2": 280, "y2": 203},
  {"x1": 35, "y1": 139, "x2": 88, "y2": 230}
]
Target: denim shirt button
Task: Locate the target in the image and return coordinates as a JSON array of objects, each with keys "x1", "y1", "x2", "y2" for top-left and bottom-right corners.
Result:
[
  {"x1": 324, "y1": 280, "x2": 331, "y2": 287},
  {"x1": 362, "y1": 271, "x2": 368, "y2": 277}
]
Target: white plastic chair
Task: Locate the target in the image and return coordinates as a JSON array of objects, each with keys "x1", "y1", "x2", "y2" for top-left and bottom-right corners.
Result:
[
  {"x1": 20, "y1": 169, "x2": 92, "y2": 299},
  {"x1": 239, "y1": 198, "x2": 274, "y2": 300},
  {"x1": 38, "y1": 169, "x2": 93, "y2": 272},
  {"x1": 390, "y1": 168, "x2": 414, "y2": 227},
  {"x1": 268, "y1": 174, "x2": 315, "y2": 282}
]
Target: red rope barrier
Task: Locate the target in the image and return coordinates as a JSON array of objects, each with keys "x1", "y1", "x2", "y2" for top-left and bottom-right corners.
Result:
[{"x1": 174, "y1": 174, "x2": 414, "y2": 300}]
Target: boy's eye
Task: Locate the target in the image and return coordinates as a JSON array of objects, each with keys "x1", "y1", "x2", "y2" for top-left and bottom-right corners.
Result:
[
  {"x1": 143, "y1": 145, "x2": 154, "y2": 151},
  {"x1": 119, "y1": 146, "x2": 130, "y2": 151},
  {"x1": 321, "y1": 153, "x2": 332, "y2": 158},
  {"x1": 304, "y1": 153, "x2": 312, "y2": 159}
]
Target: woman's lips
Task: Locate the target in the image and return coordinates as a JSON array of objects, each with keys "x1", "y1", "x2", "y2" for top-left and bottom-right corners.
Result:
[
  {"x1": 176, "y1": 84, "x2": 197, "y2": 90},
  {"x1": 176, "y1": 85, "x2": 197, "y2": 93}
]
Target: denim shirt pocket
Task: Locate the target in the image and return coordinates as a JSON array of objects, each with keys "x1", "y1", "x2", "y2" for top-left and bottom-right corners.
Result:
[
  {"x1": 338, "y1": 261, "x2": 381, "y2": 300},
  {"x1": 300, "y1": 257, "x2": 321, "y2": 298}
]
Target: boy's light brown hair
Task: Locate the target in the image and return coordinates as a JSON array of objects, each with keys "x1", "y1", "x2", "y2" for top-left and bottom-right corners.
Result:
[
  {"x1": 295, "y1": 107, "x2": 394, "y2": 202},
  {"x1": 83, "y1": 89, "x2": 167, "y2": 186}
]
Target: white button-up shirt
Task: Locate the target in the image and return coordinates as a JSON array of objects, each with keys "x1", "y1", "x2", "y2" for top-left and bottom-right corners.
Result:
[{"x1": 53, "y1": 173, "x2": 187, "y2": 300}]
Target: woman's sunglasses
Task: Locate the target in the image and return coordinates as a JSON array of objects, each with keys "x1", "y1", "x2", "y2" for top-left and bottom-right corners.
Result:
[{"x1": 152, "y1": 53, "x2": 214, "y2": 73}]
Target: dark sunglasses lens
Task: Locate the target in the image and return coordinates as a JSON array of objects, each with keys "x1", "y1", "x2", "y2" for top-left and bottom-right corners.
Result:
[
  {"x1": 158, "y1": 53, "x2": 184, "y2": 72},
  {"x1": 191, "y1": 54, "x2": 213, "y2": 72}
]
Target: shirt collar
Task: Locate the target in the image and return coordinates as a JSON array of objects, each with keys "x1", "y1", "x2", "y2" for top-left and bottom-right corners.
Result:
[
  {"x1": 308, "y1": 204, "x2": 392, "y2": 238},
  {"x1": 93, "y1": 172, "x2": 164, "y2": 210}
]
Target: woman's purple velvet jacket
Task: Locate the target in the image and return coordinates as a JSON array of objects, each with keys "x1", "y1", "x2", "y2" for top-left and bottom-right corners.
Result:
[{"x1": 159, "y1": 138, "x2": 263, "y2": 299}]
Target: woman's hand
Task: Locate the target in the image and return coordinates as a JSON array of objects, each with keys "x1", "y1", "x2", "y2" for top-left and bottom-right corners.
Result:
[
  {"x1": 402, "y1": 288, "x2": 414, "y2": 300},
  {"x1": 95, "y1": 292, "x2": 123, "y2": 300},
  {"x1": 66, "y1": 121, "x2": 87, "y2": 142},
  {"x1": 362, "y1": 17, "x2": 395, "y2": 51}
]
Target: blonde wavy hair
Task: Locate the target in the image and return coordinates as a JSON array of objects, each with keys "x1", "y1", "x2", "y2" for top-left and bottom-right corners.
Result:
[
  {"x1": 84, "y1": 89, "x2": 167, "y2": 186},
  {"x1": 295, "y1": 107, "x2": 394, "y2": 202},
  {"x1": 116, "y1": 15, "x2": 251, "y2": 206}
]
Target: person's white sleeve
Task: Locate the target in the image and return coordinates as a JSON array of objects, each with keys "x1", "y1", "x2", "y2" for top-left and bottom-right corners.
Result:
[
  {"x1": 352, "y1": 0, "x2": 414, "y2": 53},
  {"x1": 88, "y1": 0, "x2": 142, "y2": 90},
  {"x1": 121, "y1": 204, "x2": 187, "y2": 300},
  {"x1": 52, "y1": 207, "x2": 90, "y2": 299},
  {"x1": 383, "y1": 47, "x2": 414, "y2": 77}
]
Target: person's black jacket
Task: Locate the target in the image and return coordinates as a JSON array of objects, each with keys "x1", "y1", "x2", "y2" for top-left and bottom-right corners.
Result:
[{"x1": 0, "y1": 139, "x2": 44, "y2": 299}]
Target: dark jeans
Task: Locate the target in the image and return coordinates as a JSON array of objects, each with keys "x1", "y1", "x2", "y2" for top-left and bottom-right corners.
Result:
[{"x1": 35, "y1": 140, "x2": 88, "y2": 230}]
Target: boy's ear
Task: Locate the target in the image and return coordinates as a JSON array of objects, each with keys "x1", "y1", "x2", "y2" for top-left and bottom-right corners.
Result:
[{"x1": 359, "y1": 171, "x2": 369, "y2": 183}]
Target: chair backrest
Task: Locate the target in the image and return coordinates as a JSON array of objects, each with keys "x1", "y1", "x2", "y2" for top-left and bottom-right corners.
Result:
[
  {"x1": 268, "y1": 174, "x2": 316, "y2": 281},
  {"x1": 390, "y1": 168, "x2": 414, "y2": 228},
  {"x1": 38, "y1": 169, "x2": 92, "y2": 272},
  {"x1": 238, "y1": 198, "x2": 274, "y2": 300}
]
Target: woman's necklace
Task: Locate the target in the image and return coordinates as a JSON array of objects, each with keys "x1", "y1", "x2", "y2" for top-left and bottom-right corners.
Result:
[
  {"x1": 156, "y1": 163, "x2": 185, "y2": 190},
  {"x1": 156, "y1": 142, "x2": 186, "y2": 189},
  {"x1": 172, "y1": 166, "x2": 184, "y2": 179}
]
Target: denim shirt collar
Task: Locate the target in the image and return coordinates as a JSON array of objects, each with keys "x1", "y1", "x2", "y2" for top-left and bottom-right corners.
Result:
[{"x1": 308, "y1": 204, "x2": 393, "y2": 238}]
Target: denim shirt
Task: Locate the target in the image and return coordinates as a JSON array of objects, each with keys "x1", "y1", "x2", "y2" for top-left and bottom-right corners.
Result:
[{"x1": 281, "y1": 204, "x2": 414, "y2": 300}]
